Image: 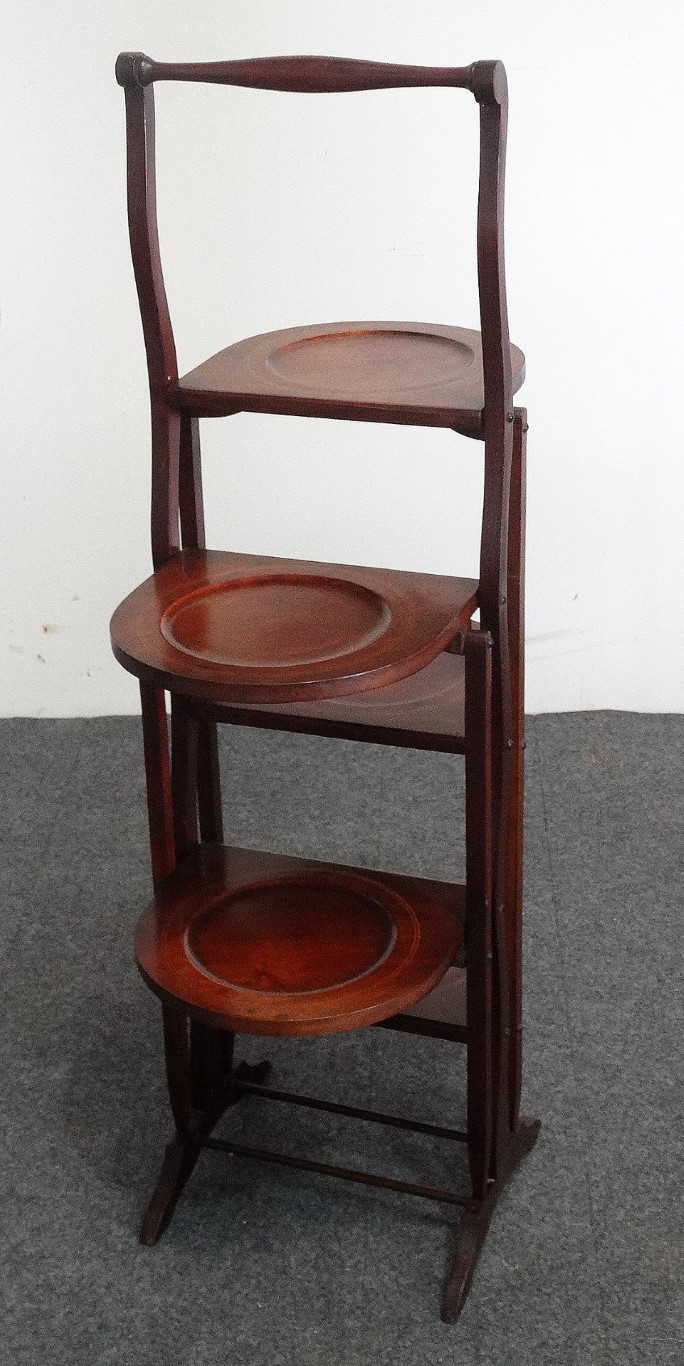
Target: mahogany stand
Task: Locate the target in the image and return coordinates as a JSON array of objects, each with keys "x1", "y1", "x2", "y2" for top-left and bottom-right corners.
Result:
[{"x1": 112, "y1": 51, "x2": 539, "y2": 1321}]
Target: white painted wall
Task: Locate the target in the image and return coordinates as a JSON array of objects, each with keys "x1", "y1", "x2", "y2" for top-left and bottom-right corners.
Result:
[{"x1": 1, "y1": 1, "x2": 682, "y2": 717}]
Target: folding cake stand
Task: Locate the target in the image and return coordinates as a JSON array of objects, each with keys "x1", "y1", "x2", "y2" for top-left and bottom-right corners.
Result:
[{"x1": 112, "y1": 51, "x2": 538, "y2": 1321}]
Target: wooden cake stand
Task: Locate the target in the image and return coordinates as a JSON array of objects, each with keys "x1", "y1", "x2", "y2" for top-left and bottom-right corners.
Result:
[{"x1": 112, "y1": 50, "x2": 539, "y2": 1323}]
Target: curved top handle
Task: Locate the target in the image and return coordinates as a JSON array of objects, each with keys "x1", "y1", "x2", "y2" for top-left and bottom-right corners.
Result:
[
  {"x1": 115, "y1": 53, "x2": 505, "y2": 104},
  {"x1": 116, "y1": 47, "x2": 512, "y2": 583}
]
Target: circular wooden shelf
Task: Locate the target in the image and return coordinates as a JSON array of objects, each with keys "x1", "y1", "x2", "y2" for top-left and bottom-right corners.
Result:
[
  {"x1": 111, "y1": 549, "x2": 478, "y2": 705},
  {"x1": 160, "y1": 574, "x2": 391, "y2": 669},
  {"x1": 263, "y1": 326, "x2": 475, "y2": 392},
  {"x1": 175, "y1": 320, "x2": 526, "y2": 436},
  {"x1": 136, "y1": 845, "x2": 463, "y2": 1036}
]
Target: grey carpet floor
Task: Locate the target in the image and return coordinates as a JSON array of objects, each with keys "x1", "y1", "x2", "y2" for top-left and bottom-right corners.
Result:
[{"x1": 1, "y1": 713, "x2": 682, "y2": 1365}]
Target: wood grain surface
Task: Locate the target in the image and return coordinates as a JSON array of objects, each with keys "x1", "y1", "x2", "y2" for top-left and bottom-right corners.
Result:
[
  {"x1": 175, "y1": 322, "x2": 525, "y2": 437},
  {"x1": 192, "y1": 649, "x2": 468, "y2": 753},
  {"x1": 136, "y1": 844, "x2": 465, "y2": 1035},
  {"x1": 111, "y1": 549, "x2": 478, "y2": 705}
]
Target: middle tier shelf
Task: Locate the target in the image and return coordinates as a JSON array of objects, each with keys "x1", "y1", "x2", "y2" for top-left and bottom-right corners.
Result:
[{"x1": 110, "y1": 548, "x2": 478, "y2": 707}]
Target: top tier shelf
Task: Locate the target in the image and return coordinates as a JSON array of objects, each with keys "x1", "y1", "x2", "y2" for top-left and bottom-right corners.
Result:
[{"x1": 173, "y1": 321, "x2": 525, "y2": 437}]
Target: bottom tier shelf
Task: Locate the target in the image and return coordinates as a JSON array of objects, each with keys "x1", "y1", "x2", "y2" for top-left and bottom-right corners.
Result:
[{"x1": 136, "y1": 844, "x2": 465, "y2": 1038}]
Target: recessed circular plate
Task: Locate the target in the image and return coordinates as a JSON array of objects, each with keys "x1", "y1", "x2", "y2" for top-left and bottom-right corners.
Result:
[
  {"x1": 111, "y1": 548, "x2": 478, "y2": 705},
  {"x1": 266, "y1": 329, "x2": 475, "y2": 394},
  {"x1": 135, "y1": 852, "x2": 462, "y2": 1036},
  {"x1": 160, "y1": 574, "x2": 392, "y2": 669},
  {"x1": 186, "y1": 878, "x2": 398, "y2": 994}
]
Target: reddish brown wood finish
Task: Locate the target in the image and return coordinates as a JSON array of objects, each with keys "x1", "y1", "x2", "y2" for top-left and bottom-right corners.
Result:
[
  {"x1": 111, "y1": 549, "x2": 478, "y2": 705},
  {"x1": 203, "y1": 1134, "x2": 468, "y2": 1206},
  {"x1": 506, "y1": 411, "x2": 527, "y2": 1133},
  {"x1": 120, "y1": 75, "x2": 179, "y2": 570},
  {"x1": 161, "y1": 1005, "x2": 193, "y2": 1134},
  {"x1": 139, "y1": 1054, "x2": 272, "y2": 1246},
  {"x1": 233, "y1": 1078, "x2": 467, "y2": 1143},
  {"x1": 442, "y1": 1115, "x2": 540, "y2": 1322},
  {"x1": 113, "y1": 51, "x2": 537, "y2": 1324},
  {"x1": 386, "y1": 966, "x2": 467, "y2": 1041},
  {"x1": 193, "y1": 650, "x2": 467, "y2": 753},
  {"x1": 175, "y1": 322, "x2": 524, "y2": 436},
  {"x1": 136, "y1": 844, "x2": 464, "y2": 1036},
  {"x1": 116, "y1": 52, "x2": 477, "y2": 94},
  {"x1": 178, "y1": 413, "x2": 205, "y2": 550},
  {"x1": 176, "y1": 410, "x2": 225, "y2": 844},
  {"x1": 139, "y1": 684, "x2": 175, "y2": 893},
  {"x1": 116, "y1": 50, "x2": 519, "y2": 585},
  {"x1": 170, "y1": 696, "x2": 199, "y2": 862},
  {"x1": 464, "y1": 630, "x2": 494, "y2": 1201}
]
